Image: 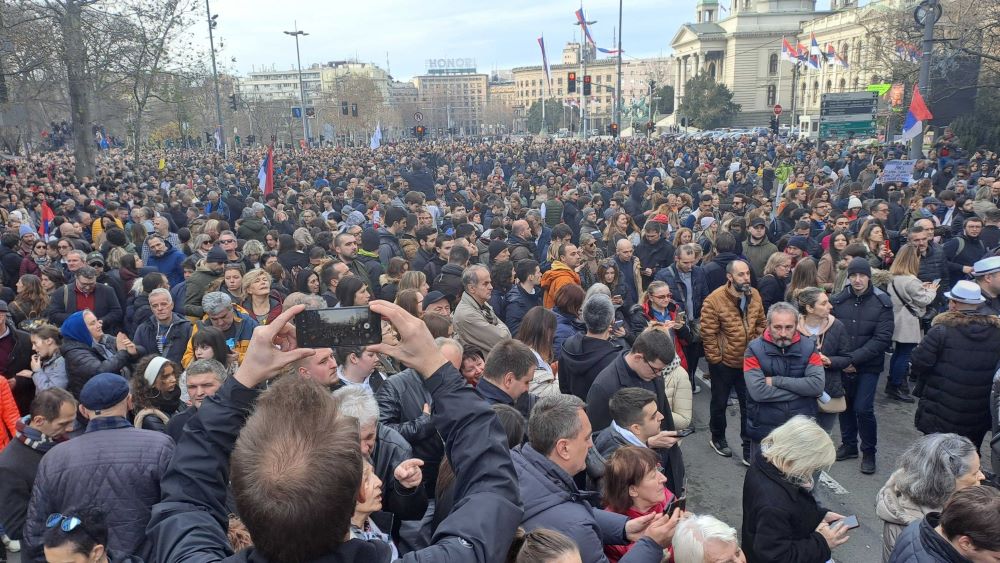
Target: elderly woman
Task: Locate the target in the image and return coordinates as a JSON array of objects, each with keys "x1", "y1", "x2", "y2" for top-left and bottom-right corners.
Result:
[
  {"x1": 241, "y1": 268, "x2": 282, "y2": 325},
  {"x1": 875, "y1": 433, "x2": 984, "y2": 561},
  {"x1": 60, "y1": 310, "x2": 143, "y2": 397},
  {"x1": 742, "y1": 416, "x2": 850, "y2": 563}
]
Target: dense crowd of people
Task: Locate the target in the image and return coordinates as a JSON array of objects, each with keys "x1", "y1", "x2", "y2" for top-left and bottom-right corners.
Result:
[{"x1": 0, "y1": 131, "x2": 999, "y2": 562}]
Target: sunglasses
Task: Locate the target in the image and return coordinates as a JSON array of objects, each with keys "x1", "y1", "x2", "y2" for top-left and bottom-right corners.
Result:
[{"x1": 46, "y1": 513, "x2": 82, "y2": 532}]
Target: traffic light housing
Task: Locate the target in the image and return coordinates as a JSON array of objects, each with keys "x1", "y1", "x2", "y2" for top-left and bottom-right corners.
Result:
[
  {"x1": 583, "y1": 75, "x2": 592, "y2": 96},
  {"x1": 609, "y1": 122, "x2": 619, "y2": 137},
  {"x1": 770, "y1": 115, "x2": 779, "y2": 134},
  {"x1": 567, "y1": 72, "x2": 577, "y2": 93},
  {"x1": 228, "y1": 94, "x2": 238, "y2": 111},
  {"x1": 414, "y1": 125, "x2": 426, "y2": 139}
]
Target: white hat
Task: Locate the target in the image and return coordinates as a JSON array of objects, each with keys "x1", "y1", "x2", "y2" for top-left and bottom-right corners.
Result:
[
  {"x1": 972, "y1": 256, "x2": 1000, "y2": 277},
  {"x1": 848, "y1": 196, "x2": 863, "y2": 210},
  {"x1": 944, "y1": 280, "x2": 986, "y2": 305}
]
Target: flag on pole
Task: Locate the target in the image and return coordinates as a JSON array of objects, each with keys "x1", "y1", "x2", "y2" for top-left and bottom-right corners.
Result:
[
  {"x1": 597, "y1": 47, "x2": 622, "y2": 54},
  {"x1": 835, "y1": 52, "x2": 850, "y2": 69},
  {"x1": 797, "y1": 43, "x2": 809, "y2": 66},
  {"x1": 575, "y1": 8, "x2": 596, "y2": 45},
  {"x1": 901, "y1": 84, "x2": 933, "y2": 143},
  {"x1": 825, "y1": 43, "x2": 836, "y2": 63},
  {"x1": 369, "y1": 121, "x2": 382, "y2": 150},
  {"x1": 538, "y1": 35, "x2": 552, "y2": 90},
  {"x1": 38, "y1": 201, "x2": 54, "y2": 239},
  {"x1": 258, "y1": 145, "x2": 274, "y2": 195},
  {"x1": 781, "y1": 38, "x2": 797, "y2": 62},
  {"x1": 808, "y1": 33, "x2": 821, "y2": 69}
]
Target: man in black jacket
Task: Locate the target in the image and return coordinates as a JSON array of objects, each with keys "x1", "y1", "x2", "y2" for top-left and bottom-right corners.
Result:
[
  {"x1": 0, "y1": 389, "x2": 76, "y2": 551},
  {"x1": 559, "y1": 294, "x2": 623, "y2": 401},
  {"x1": 586, "y1": 329, "x2": 685, "y2": 496},
  {"x1": 410, "y1": 226, "x2": 438, "y2": 275},
  {"x1": 43, "y1": 265, "x2": 123, "y2": 334},
  {"x1": 635, "y1": 222, "x2": 675, "y2": 289},
  {"x1": 146, "y1": 302, "x2": 523, "y2": 563},
  {"x1": 830, "y1": 257, "x2": 894, "y2": 475},
  {"x1": 431, "y1": 245, "x2": 469, "y2": 309},
  {"x1": 475, "y1": 339, "x2": 537, "y2": 420},
  {"x1": 942, "y1": 216, "x2": 987, "y2": 288}
]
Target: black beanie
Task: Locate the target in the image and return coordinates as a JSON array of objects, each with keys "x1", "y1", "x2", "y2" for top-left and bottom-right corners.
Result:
[
  {"x1": 360, "y1": 228, "x2": 380, "y2": 252},
  {"x1": 847, "y1": 256, "x2": 872, "y2": 278}
]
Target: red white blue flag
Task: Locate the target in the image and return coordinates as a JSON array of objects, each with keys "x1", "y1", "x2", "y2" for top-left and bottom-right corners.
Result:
[
  {"x1": 38, "y1": 201, "x2": 54, "y2": 239},
  {"x1": 575, "y1": 8, "x2": 596, "y2": 45},
  {"x1": 538, "y1": 35, "x2": 552, "y2": 91}
]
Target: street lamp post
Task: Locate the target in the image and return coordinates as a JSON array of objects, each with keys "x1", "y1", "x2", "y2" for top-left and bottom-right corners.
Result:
[
  {"x1": 615, "y1": 0, "x2": 623, "y2": 131},
  {"x1": 205, "y1": 0, "x2": 225, "y2": 156},
  {"x1": 284, "y1": 24, "x2": 310, "y2": 149}
]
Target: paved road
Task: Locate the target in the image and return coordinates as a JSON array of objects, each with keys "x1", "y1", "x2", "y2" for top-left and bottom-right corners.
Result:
[{"x1": 681, "y1": 363, "x2": 932, "y2": 563}]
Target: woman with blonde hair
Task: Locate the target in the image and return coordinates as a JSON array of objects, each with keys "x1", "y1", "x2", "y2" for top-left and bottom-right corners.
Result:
[
  {"x1": 399, "y1": 270, "x2": 429, "y2": 294},
  {"x1": 603, "y1": 211, "x2": 637, "y2": 254},
  {"x1": 757, "y1": 253, "x2": 792, "y2": 311},
  {"x1": 672, "y1": 227, "x2": 694, "y2": 249},
  {"x1": 886, "y1": 244, "x2": 938, "y2": 402},
  {"x1": 742, "y1": 416, "x2": 849, "y2": 563},
  {"x1": 241, "y1": 268, "x2": 282, "y2": 325}
]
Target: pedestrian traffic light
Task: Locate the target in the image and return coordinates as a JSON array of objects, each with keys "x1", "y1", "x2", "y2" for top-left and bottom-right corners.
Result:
[
  {"x1": 568, "y1": 72, "x2": 577, "y2": 93},
  {"x1": 609, "y1": 123, "x2": 619, "y2": 137},
  {"x1": 247, "y1": 135, "x2": 255, "y2": 145},
  {"x1": 270, "y1": 134, "x2": 277, "y2": 143},
  {"x1": 306, "y1": 107, "x2": 315, "y2": 118},
  {"x1": 228, "y1": 94, "x2": 238, "y2": 111},
  {"x1": 583, "y1": 75, "x2": 592, "y2": 96},
  {"x1": 205, "y1": 132, "x2": 212, "y2": 143}
]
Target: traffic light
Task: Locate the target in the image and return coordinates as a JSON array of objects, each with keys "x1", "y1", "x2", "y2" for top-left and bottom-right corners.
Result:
[
  {"x1": 609, "y1": 123, "x2": 619, "y2": 137},
  {"x1": 205, "y1": 132, "x2": 212, "y2": 143},
  {"x1": 341, "y1": 102, "x2": 349, "y2": 116},
  {"x1": 247, "y1": 135, "x2": 255, "y2": 145},
  {"x1": 770, "y1": 115, "x2": 779, "y2": 134},
  {"x1": 567, "y1": 72, "x2": 577, "y2": 93},
  {"x1": 306, "y1": 107, "x2": 315, "y2": 118},
  {"x1": 583, "y1": 75, "x2": 592, "y2": 96},
  {"x1": 414, "y1": 125, "x2": 426, "y2": 139},
  {"x1": 228, "y1": 94, "x2": 238, "y2": 111}
]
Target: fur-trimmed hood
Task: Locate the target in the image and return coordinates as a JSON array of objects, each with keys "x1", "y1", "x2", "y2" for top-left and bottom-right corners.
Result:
[{"x1": 930, "y1": 310, "x2": 1000, "y2": 341}]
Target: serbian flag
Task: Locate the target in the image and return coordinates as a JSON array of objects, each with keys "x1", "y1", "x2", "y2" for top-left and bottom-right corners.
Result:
[
  {"x1": 825, "y1": 43, "x2": 836, "y2": 63},
  {"x1": 901, "y1": 84, "x2": 933, "y2": 144},
  {"x1": 797, "y1": 43, "x2": 810, "y2": 66},
  {"x1": 538, "y1": 35, "x2": 552, "y2": 90},
  {"x1": 258, "y1": 145, "x2": 274, "y2": 195},
  {"x1": 598, "y1": 47, "x2": 622, "y2": 55},
  {"x1": 808, "y1": 33, "x2": 821, "y2": 69},
  {"x1": 575, "y1": 8, "x2": 596, "y2": 45},
  {"x1": 38, "y1": 201, "x2": 54, "y2": 239},
  {"x1": 781, "y1": 38, "x2": 797, "y2": 62}
]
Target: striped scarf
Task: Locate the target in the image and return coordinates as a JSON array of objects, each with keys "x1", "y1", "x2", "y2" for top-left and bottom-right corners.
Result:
[{"x1": 14, "y1": 416, "x2": 60, "y2": 453}]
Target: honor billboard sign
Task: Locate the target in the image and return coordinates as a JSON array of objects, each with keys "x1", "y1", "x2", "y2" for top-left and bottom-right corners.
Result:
[{"x1": 426, "y1": 58, "x2": 477, "y2": 75}]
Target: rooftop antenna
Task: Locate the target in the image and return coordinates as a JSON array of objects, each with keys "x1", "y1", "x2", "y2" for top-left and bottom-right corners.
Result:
[{"x1": 386, "y1": 51, "x2": 391, "y2": 77}]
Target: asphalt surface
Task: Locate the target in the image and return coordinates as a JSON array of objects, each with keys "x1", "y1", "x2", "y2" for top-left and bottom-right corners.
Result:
[{"x1": 681, "y1": 360, "x2": 937, "y2": 563}]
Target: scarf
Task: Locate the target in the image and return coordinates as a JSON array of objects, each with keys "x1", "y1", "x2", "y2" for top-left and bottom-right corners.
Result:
[
  {"x1": 149, "y1": 384, "x2": 182, "y2": 416},
  {"x1": 15, "y1": 416, "x2": 61, "y2": 453},
  {"x1": 357, "y1": 248, "x2": 379, "y2": 260},
  {"x1": 33, "y1": 255, "x2": 51, "y2": 268}
]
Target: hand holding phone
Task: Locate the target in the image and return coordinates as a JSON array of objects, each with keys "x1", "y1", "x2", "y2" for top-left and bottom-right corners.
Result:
[
  {"x1": 663, "y1": 495, "x2": 687, "y2": 515},
  {"x1": 836, "y1": 515, "x2": 860, "y2": 530},
  {"x1": 675, "y1": 427, "x2": 695, "y2": 438}
]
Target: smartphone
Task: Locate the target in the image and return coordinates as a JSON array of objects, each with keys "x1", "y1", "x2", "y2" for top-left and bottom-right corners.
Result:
[
  {"x1": 613, "y1": 320, "x2": 624, "y2": 330},
  {"x1": 836, "y1": 515, "x2": 860, "y2": 530},
  {"x1": 663, "y1": 496, "x2": 687, "y2": 515},
  {"x1": 883, "y1": 240, "x2": 891, "y2": 253},
  {"x1": 294, "y1": 306, "x2": 383, "y2": 348},
  {"x1": 675, "y1": 427, "x2": 695, "y2": 438},
  {"x1": 932, "y1": 278, "x2": 941, "y2": 285}
]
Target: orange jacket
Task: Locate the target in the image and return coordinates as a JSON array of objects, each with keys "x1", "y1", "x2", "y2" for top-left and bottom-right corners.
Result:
[
  {"x1": 540, "y1": 261, "x2": 582, "y2": 309},
  {"x1": 0, "y1": 378, "x2": 20, "y2": 449}
]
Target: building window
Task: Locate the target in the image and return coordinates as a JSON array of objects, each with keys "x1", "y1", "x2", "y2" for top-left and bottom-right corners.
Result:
[
  {"x1": 825, "y1": 80, "x2": 832, "y2": 93},
  {"x1": 606, "y1": 75, "x2": 611, "y2": 82},
  {"x1": 812, "y1": 81, "x2": 819, "y2": 104},
  {"x1": 839, "y1": 78, "x2": 846, "y2": 92},
  {"x1": 766, "y1": 85, "x2": 776, "y2": 106},
  {"x1": 768, "y1": 53, "x2": 778, "y2": 75}
]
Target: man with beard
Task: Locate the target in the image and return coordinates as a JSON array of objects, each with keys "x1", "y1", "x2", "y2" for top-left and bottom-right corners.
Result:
[
  {"x1": 700, "y1": 259, "x2": 766, "y2": 465},
  {"x1": 635, "y1": 222, "x2": 674, "y2": 288},
  {"x1": 942, "y1": 216, "x2": 987, "y2": 284},
  {"x1": 743, "y1": 301, "x2": 825, "y2": 459}
]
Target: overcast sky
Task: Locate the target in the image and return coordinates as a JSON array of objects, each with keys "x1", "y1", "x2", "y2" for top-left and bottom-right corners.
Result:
[{"x1": 213, "y1": 0, "x2": 694, "y2": 81}]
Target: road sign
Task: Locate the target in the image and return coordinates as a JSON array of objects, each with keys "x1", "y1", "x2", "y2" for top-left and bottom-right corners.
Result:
[
  {"x1": 413, "y1": 112, "x2": 424, "y2": 122},
  {"x1": 867, "y1": 83, "x2": 892, "y2": 96},
  {"x1": 819, "y1": 92, "x2": 878, "y2": 140},
  {"x1": 773, "y1": 104, "x2": 783, "y2": 116},
  {"x1": 292, "y1": 107, "x2": 302, "y2": 118}
]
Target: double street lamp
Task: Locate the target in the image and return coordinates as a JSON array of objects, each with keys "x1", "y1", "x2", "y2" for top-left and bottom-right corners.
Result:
[{"x1": 284, "y1": 24, "x2": 310, "y2": 148}]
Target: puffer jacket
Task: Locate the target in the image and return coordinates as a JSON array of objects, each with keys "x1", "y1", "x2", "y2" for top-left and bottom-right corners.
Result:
[
  {"x1": 910, "y1": 311, "x2": 1000, "y2": 439},
  {"x1": 181, "y1": 309, "x2": 258, "y2": 368},
  {"x1": 236, "y1": 216, "x2": 268, "y2": 242},
  {"x1": 431, "y1": 263, "x2": 465, "y2": 308},
  {"x1": 504, "y1": 284, "x2": 543, "y2": 336},
  {"x1": 888, "y1": 513, "x2": 968, "y2": 563},
  {"x1": 511, "y1": 442, "x2": 664, "y2": 563},
  {"x1": 876, "y1": 469, "x2": 937, "y2": 563},
  {"x1": 23, "y1": 418, "x2": 173, "y2": 562},
  {"x1": 830, "y1": 284, "x2": 894, "y2": 374},
  {"x1": 663, "y1": 362, "x2": 692, "y2": 430},
  {"x1": 700, "y1": 282, "x2": 766, "y2": 369},
  {"x1": 540, "y1": 261, "x2": 581, "y2": 309},
  {"x1": 61, "y1": 339, "x2": 138, "y2": 399}
]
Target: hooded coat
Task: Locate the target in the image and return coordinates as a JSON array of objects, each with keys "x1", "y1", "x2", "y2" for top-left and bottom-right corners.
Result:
[
  {"x1": 236, "y1": 216, "x2": 268, "y2": 243},
  {"x1": 910, "y1": 311, "x2": 1000, "y2": 441},
  {"x1": 183, "y1": 264, "x2": 222, "y2": 319},
  {"x1": 875, "y1": 469, "x2": 937, "y2": 562},
  {"x1": 540, "y1": 261, "x2": 581, "y2": 309},
  {"x1": 558, "y1": 333, "x2": 623, "y2": 401}
]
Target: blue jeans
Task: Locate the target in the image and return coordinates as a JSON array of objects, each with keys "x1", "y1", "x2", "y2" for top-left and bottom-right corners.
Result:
[
  {"x1": 839, "y1": 371, "x2": 879, "y2": 454},
  {"x1": 889, "y1": 342, "x2": 916, "y2": 387}
]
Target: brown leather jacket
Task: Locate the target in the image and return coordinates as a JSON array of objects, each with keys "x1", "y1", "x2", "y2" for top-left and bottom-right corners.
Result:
[{"x1": 700, "y1": 282, "x2": 766, "y2": 369}]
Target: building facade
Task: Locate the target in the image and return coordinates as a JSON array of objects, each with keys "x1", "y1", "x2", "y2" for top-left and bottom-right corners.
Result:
[{"x1": 412, "y1": 63, "x2": 489, "y2": 135}]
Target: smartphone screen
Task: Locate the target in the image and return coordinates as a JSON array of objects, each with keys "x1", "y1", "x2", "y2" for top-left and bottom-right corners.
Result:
[
  {"x1": 838, "y1": 515, "x2": 859, "y2": 529},
  {"x1": 295, "y1": 306, "x2": 382, "y2": 348},
  {"x1": 664, "y1": 496, "x2": 687, "y2": 515},
  {"x1": 675, "y1": 427, "x2": 695, "y2": 438}
]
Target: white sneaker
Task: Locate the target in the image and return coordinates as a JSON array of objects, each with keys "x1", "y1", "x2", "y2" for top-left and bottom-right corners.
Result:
[{"x1": 3, "y1": 535, "x2": 20, "y2": 553}]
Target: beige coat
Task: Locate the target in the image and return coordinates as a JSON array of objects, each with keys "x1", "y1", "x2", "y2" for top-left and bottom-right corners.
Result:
[
  {"x1": 875, "y1": 469, "x2": 937, "y2": 562},
  {"x1": 453, "y1": 291, "x2": 511, "y2": 353},
  {"x1": 887, "y1": 274, "x2": 937, "y2": 344},
  {"x1": 663, "y1": 364, "x2": 692, "y2": 430}
]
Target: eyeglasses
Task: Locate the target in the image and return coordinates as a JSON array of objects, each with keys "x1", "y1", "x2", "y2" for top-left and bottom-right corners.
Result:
[
  {"x1": 202, "y1": 241, "x2": 213, "y2": 246},
  {"x1": 651, "y1": 293, "x2": 671, "y2": 300},
  {"x1": 220, "y1": 239, "x2": 236, "y2": 244},
  {"x1": 645, "y1": 359, "x2": 668, "y2": 378},
  {"x1": 46, "y1": 513, "x2": 82, "y2": 532}
]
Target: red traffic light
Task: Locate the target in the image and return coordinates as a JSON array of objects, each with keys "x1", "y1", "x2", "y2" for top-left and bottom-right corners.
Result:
[
  {"x1": 583, "y1": 75, "x2": 591, "y2": 84},
  {"x1": 568, "y1": 72, "x2": 576, "y2": 81}
]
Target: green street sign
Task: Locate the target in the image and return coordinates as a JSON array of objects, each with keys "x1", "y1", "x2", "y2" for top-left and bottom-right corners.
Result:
[
  {"x1": 820, "y1": 120, "x2": 876, "y2": 140},
  {"x1": 867, "y1": 83, "x2": 892, "y2": 96}
]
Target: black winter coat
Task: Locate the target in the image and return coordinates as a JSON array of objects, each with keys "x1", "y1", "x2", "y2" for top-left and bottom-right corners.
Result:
[
  {"x1": 910, "y1": 311, "x2": 1000, "y2": 439},
  {"x1": 45, "y1": 283, "x2": 124, "y2": 334},
  {"x1": 373, "y1": 424, "x2": 429, "y2": 522},
  {"x1": 635, "y1": 238, "x2": 675, "y2": 285},
  {"x1": 741, "y1": 455, "x2": 831, "y2": 563},
  {"x1": 504, "y1": 284, "x2": 542, "y2": 337},
  {"x1": 830, "y1": 285, "x2": 894, "y2": 374},
  {"x1": 558, "y1": 333, "x2": 623, "y2": 401},
  {"x1": 703, "y1": 252, "x2": 743, "y2": 295},
  {"x1": 132, "y1": 314, "x2": 192, "y2": 365},
  {"x1": 811, "y1": 318, "x2": 851, "y2": 399},
  {"x1": 916, "y1": 243, "x2": 948, "y2": 286},
  {"x1": 431, "y1": 263, "x2": 465, "y2": 308},
  {"x1": 586, "y1": 354, "x2": 685, "y2": 496},
  {"x1": 61, "y1": 338, "x2": 141, "y2": 398},
  {"x1": 1, "y1": 323, "x2": 33, "y2": 414},
  {"x1": 757, "y1": 274, "x2": 788, "y2": 312},
  {"x1": 0, "y1": 439, "x2": 43, "y2": 539}
]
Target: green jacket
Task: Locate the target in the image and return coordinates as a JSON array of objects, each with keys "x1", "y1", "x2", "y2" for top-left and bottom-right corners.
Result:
[{"x1": 183, "y1": 266, "x2": 222, "y2": 319}]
